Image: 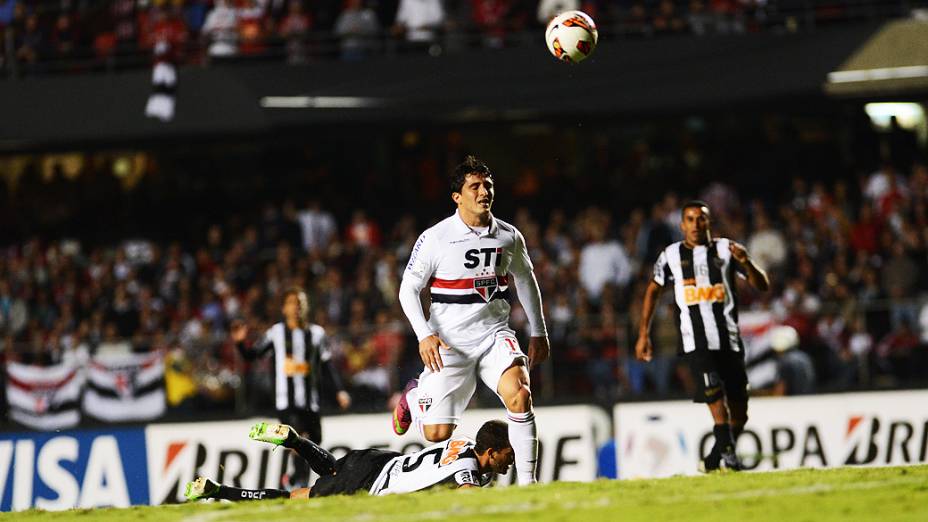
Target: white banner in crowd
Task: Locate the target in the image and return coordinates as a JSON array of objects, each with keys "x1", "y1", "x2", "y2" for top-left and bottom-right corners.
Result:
[
  {"x1": 5, "y1": 361, "x2": 83, "y2": 431},
  {"x1": 83, "y1": 351, "x2": 166, "y2": 423},
  {"x1": 146, "y1": 405, "x2": 611, "y2": 504},
  {"x1": 614, "y1": 390, "x2": 928, "y2": 479}
]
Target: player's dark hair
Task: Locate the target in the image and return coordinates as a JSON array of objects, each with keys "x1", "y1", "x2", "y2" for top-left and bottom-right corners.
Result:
[
  {"x1": 282, "y1": 286, "x2": 306, "y2": 302},
  {"x1": 282, "y1": 287, "x2": 308, "y2": 325},
  {"x1": 474, "y1": 420, "x2": 510, "y2": 454},
  {"x1": 451, "y1": 155, "x2": 492, "y2": 194},
  {"x1": 681, "y1": 200, "x2": 711, "y2": 217}
]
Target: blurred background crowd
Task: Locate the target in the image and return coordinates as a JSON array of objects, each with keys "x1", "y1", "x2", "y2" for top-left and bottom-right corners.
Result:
[
  {"x1": 0, "y1": 0, "x2": 922, "y2": 76},
  {"x1": 1, "y1": 106, "x2": 927, "y2": 420}
]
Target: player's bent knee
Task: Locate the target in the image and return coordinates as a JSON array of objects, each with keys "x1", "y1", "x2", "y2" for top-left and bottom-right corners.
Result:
[
  {"x1": 423, "y1": 424, "x2": 455, "y2": 442},
  {"x1": 506, "y1": 385, "x2": 532, "y2": 413}
]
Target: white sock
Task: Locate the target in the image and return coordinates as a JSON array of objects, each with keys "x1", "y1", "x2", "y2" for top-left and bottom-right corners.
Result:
[
  {"x1": 507, "y1": 410, "x2": 538, "y2": 485},
  {"x1": 406, "y1": 387, "x2": 426, "y2": 439}
]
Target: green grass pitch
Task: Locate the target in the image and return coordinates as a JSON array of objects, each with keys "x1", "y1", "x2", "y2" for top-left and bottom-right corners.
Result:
[{"x1": 8, "y1": 465, "x2": 928, "y2": 522}]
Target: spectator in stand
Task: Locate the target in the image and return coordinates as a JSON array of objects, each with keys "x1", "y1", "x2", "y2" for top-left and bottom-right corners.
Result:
[
  {"x1": 882, "y1": 242, "x2": 919, "y2": 329},
  {"x1": 578, "y1": 212, "x2": 632, "y2": 303},
  {"x1": 747, "y1": 211, "x2": 787, "y2": 273},
  {"x1": 687, "y1": 0, "x2": 712, "y2": 35},
  {"x1": 652, "y1": 0, "x2": 686, "y2": 34},
  {"x1": 202, "y1": 0, "x2": 240, "y2": 60},
  {"x1": 112, "y1": 0, "x2": 138, "y2": 52},
  {"x1": 874, "y1": 319, "x2": 921, "y2": 382},
  {"x1": 537, "y1": 0, "x2": 577, "y2": 25},
  {"x1": 238, "y1": 0, "x2": 269, "y2": 57},
  {"x1": 345, "y1": 210, "x2": 382, "y2": 249},
  {"x1": 471, "y1": 0, "x2": 512, "y2": 48},
  {"x1": 623, "y1": 2, "x2": 651, "y2": 37},
  {"x1": 768, "y1": 326, "x2": 816, "y2": 396},
  {"x1": 51, "y1": 12, "x2": 76, "y2": 62},
  {"x1": 334, "y1": 0, "x2": 380, "y2": 60},
  {"x1": 393, "y1": 0, "x2": 445, "y2": 47},
  {"x1": 640, "y1": 203, "x2": 674, "y2": 266},
  {"x1": 14, "y1": 14, "x2": 41, "y2": 73},
  {"x1": 297, "y1": 200, "x2": 338, "y2": 254},
  {"x1": 0, "y1": 1, "x2": 16, "y2": 27},
  {"x1": 186, "y1": 0, "x2": 211, "y2": 35},
  {"x1": 140, "y1": 5, "x2": 189, "y2": 60},
  {"x1": 279, "y1": 0, "x2": 312, "y2": 63},
  {"x1": 850, "y1": 204, "x2": 881, "y2": 254}
]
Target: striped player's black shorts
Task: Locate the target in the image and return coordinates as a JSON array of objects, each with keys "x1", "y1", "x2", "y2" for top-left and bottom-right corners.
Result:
[
  {"x1": 308, "y1": 449, "x2": 401, "y2": 498},
  {"x1": 684, "y1": 350, "x2": 748, "y2": 404}
]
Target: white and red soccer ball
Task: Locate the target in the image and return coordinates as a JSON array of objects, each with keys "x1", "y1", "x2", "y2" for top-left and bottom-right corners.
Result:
[{"x1": 545, "y1": 10, "x2": 598, "y2": 63}]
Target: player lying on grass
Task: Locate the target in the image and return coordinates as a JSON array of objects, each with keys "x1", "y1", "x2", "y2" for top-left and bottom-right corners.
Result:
[{"x1": 185, "y1": 419, "x2": 514, "y2": 501}]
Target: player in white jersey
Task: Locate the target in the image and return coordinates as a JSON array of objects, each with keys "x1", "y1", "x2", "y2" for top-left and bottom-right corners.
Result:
[
  {"x1": 392, "y1": 155, "x2": 549, "y2": 485},
  {"x1": 635, "y1": 201, "x2": 769, "y2": 472},
  {"x1": 183, "y1": 420, "x2": 513, "y2": 501}
]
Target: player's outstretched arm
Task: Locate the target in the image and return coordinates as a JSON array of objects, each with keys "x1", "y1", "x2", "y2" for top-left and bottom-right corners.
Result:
[
  {"x1": 231, "y1": 320, "x2": 272, "y2": 361},
  {"x1": 729, "y1": 241, "x2": 770, "y2": 292},
  {"x1": 635, "y1": 280, "x2": 664, "y2": 362}
]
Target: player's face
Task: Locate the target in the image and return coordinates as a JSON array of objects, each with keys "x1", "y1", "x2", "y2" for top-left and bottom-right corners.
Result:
[
  {"x1": 454, "y1": 173, "x2": 494, "y2": 217},
  {"x1": 680, "y1": 206, "x2": 711, "y2": 246},
  {"x1": 489, "y1": 447, "x2": 514, "y2": 474},
  {"x1": 282, "y1": 293, "x2": 305, "y2": 322}
]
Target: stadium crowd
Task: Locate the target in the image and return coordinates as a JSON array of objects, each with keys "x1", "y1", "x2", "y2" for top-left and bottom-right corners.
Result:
[
  {"x1": 0, "y1": 0, "x2": 915, "y2": 76},
  {"x1": 2, "y1": 150, "x2": 928, "y2": 415}
]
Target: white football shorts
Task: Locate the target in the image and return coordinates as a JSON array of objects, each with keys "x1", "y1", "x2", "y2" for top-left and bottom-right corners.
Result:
[{"x1": 411, "y1": 329, "x2": 527, "y2": 427}]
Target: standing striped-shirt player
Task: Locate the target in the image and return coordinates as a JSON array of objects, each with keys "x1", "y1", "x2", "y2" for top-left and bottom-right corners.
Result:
[
  {"x1": 232, "y1": 287, "x2": 351, "y2": 485},
  {"x1": 635, "y1": 201, "x2": 769, "y2": 472}
]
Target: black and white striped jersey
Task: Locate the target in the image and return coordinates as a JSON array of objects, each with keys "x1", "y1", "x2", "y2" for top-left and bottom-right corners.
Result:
[
  {"x1": 652, "y1": 239, "x2": 747, "y2": 354},
  {"x1": 368, "y1": 438, "x2": 492, "y2": 496},
  {"x1": 238, "y1": 322, "x2": 341, "y2": 412}
]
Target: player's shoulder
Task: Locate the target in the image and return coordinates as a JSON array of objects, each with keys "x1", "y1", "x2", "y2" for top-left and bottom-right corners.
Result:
[
  {"x1": 448, "y1": 436, "x2": 476, "y2": 446},
  {"x1": 493, "y1": 216, "x2": 518, "y2": 235},
  {"x1": 657, "y1": 241, "x2": 683, "y2": 259},
  {"x1": 306, "y1": 323, "x2": 326, "y2": 338},
  {"x1": 712, "y1": 237, "x2": 732, "y2": 252},
  {"x1": 418, "y1": 215, "x2": 458, "y2": 241},
  {"x1": 492, "y1": 217, "x2": 524, "y2": 244},
  {"x1": 267, "y1": 322, "x2": 284, "y2": 335}
]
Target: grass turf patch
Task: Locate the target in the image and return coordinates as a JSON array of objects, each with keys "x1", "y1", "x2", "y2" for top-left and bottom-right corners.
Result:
[{"x1": 7, "y1": 465, "x2": 928, "y2": 522}]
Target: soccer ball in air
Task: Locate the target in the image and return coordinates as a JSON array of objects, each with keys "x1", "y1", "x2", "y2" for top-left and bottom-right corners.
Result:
[{"x1": 545, "y1": 11, "x2": 598, "y2": 63}]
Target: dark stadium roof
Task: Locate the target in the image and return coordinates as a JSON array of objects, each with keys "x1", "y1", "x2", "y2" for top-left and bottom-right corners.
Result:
[{"x1": 0, "y1": 22, "x2": 883, "y2": 150}]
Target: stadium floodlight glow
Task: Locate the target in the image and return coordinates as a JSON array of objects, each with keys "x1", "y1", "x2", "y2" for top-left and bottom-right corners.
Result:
[
  {"x1": 827, "y1": 65, "x2": 928, "y2": 84},
  {"x1": 258, "y1": 96, "x2": 379, "y2": 109},
  {"x1": 864, "y1": 102, "x2": 926, "y2": 131}
]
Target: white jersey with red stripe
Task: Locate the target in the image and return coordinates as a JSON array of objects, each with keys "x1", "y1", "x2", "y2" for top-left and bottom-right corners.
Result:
[
  {"x1": 368, "y1": 437, "x2": 491, "y2": 495},
  {"x1": 401, "y1": 210, "x2": 545, "y2": 352}
]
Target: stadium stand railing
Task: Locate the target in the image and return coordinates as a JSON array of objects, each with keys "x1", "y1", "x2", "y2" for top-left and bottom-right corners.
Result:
[{"x1": 1, "y1": 0, "x2": 926, "y2": 79}]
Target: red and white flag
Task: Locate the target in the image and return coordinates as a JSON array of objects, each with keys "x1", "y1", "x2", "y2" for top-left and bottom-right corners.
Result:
[
  {"x1": 6, "y1": 361, "x2": 83, "y2": 431},
  {"x1": 83, "y1": 351, "x2": 166, "y2": 422}
]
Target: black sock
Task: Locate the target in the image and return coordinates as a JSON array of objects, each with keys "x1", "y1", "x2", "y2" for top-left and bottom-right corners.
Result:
[
  {"x1": 288, "y1": 452, "x2": 311, "y2": 488},
  {"x1": 731, "y1": 424, "x2": 744, "y2": 444},
  {"x1": 713, "y1": 424, "x2": 734, "y2": 454},
  {"x1": 284, "y1": 432, "x2": 336, "y2": 476},
  {"x1": 215, "y1": 485, "x2": 289, "y2": 501}
]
